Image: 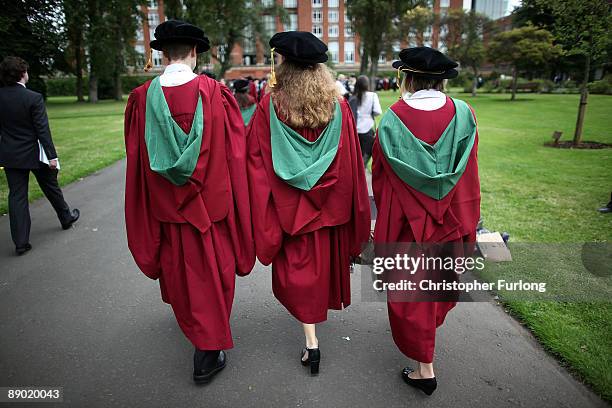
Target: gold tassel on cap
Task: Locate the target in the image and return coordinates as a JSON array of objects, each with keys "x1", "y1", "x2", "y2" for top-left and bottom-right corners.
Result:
[
  {"x1": 144, "y1": 48, "x2": 153, "y2": 72},
  {"x1": 269, "y1": 47, "x2": 277, "y2": 88}
]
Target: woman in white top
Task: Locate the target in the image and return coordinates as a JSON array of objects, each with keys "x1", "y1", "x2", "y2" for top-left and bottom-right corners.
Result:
[{"x1": 350, "y1": 75, "x2": 382, "y2": 167}]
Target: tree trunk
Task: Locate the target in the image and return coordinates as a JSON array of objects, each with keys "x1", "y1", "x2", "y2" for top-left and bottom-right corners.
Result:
[
  {"x1": 75, "y1": 35, "x2": 84, "y2": 102},
  {"x1": 368, "y1": 54, "x2": 379, "y2": 91},
  {"x1": 511, "y1": 65, "x2": 518, "y2": 101},
  {"x1": 359, "y1": 47, "x2": 369, "y2": 75},
  {"x1": 88, "y1": 73, "x2": 98, "y2": 103},
  {"x1": 471, "y1": 68, "x2": 478, "y2": 97},
  {"x1": 573, "y1": 53, "x2": 591, "y2": 146}
]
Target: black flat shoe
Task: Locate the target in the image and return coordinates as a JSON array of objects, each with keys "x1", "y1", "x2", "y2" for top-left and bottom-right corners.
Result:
[
  {"x1": 193, "y1": 350, "x2": 226, "y2": 385},
  {"x1": 402, "y1": 367, "x2": 437, "y2": 396},
  {"x1": 16, "y1": 243, "x2": 32, "y2": 256},
  {"x1": 62, "y1": 209, "x2": 80, "y2": 230},
  {"x1": 300, "y1": 347, "x2": 320, "y2": 375}
]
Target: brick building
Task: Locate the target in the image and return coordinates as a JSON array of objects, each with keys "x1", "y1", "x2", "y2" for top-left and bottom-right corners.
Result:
[{"x1": 135, "y1": 0, "x2": 512, "y2": 78}]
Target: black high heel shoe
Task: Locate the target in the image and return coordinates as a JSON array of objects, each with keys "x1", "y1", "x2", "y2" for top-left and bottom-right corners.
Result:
[
  {"x1": 300, "y1": 347, "x2": 320, "y2": 375},
  {"x1": 401, "y1": 367, "x2": 437, "y2": 396}
]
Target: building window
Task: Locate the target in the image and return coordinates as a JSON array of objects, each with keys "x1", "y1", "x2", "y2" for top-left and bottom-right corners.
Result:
[
  {"x1": 328, "y1": 10, "x2": 339, "y2": 23},
  {"x1": 312, "y1": 24, "x2": 323, "y2": 37},
  {"x1": 312, "y1": 0, "x2": 322, "y2": 7},
  {"x1": 440, "y1": 0, "x2": 449, "y2": 7},
  {"x1": 261, "y1": 0, "x2": 273, "y2": 6},
  {"x1": 329, "y1": 0, "x2": 339, "y2": 6},
  {"x1": 378, "y1": 53, "x2": 386, "y2": 63},
  {"x1": 135, "y1": 45, "x2": 145, "y2": 55},
  {"x1": 344, "y1": 41, "x2": 355, "y2": 63},
  {"x1": 148, "y1": 13, "x2": 159, "y2": 27},
  {"x1": 312, "y1": 9, "x2": 322, "y2": 23},
  {"x1": 283, "y1": 0, "x2": 297, "y2": 7},
  {"x1": 328, "y1": 41, "x2": 339, "y2": 63},
  {"x1": 148, "y1": 0, "x2": 157, "y2": 9},
  {"x1": 263, "y1": 15, "x2": 276, "y2": 36},
  {"x1": 344, "y1": 11, "x2": 350, "y2": 23},
  {"x1": 344, "y1": 24, "x2": 353, "y2": 37},
  {"x1": 328, "y1": 24, "x2": 339, "y2": 38},
  {"x1": 286, "y1": 14, "x2": 298, "y2": 31},
  {"x1": 153, "y1": 49, "x2": 163, "y2": 66}
]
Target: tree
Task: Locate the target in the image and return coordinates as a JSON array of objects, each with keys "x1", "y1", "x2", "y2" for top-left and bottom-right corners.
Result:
[
  {"x1": 185, "y1": 0, "x2": 287, "y2": 78},
  {"x1": 543, "y1": 0, "x2": 611, "y2": 145},
  {"x1": 400, "y1": 5, "x2": 434, "y2": 47},
  {"x1": 106, "y1": 0, "x2": 142, "y2": 100},
  {"x1": 442, "y1": 9, "x2": 488, "y2": 96},
  {"x1": 0, "y1": 0, "x2": 63, "y2": 95},
  {"x1": 347, "y1": 0, "x2": 424, "y2": 83},
  {"x1": 63, "y1": 0, "x2": 88, "y2": 101},
  {"x1": 487, "y1": 25, "x2": 560, "y2": 101}
]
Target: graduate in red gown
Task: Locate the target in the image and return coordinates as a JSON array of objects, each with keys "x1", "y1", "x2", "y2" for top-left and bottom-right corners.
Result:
[
  {"x1": 372, "y1": 47, "x2": 480, "y2": 395},
  {"x1": 247, "y1": 32, "x2": 371, "y2": 375},
  {"x1": 124, "y1": 20, "x2": 255, "y2": 384},
  {"x1": 232, "y1": 79, "x2": 257, "y2": 126}
]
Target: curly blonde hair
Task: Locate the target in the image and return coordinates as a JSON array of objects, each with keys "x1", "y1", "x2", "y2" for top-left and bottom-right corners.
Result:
[{"x1": 271, "y1": 60, "x2": 340, "y2": 129}]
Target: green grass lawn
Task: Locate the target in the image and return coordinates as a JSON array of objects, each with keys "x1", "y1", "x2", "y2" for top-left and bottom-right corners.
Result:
[
  {"x1": 378, "y1": 90, "x2": 612, "y2": 401},
  {"x1": 0, "y1": 91, "x2": 611, "y2": 400}
]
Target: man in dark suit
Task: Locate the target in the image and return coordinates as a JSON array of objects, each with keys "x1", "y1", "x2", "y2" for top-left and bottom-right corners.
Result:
[{"x1": 0, "y1": 56, "x2": 79, "y2": 255}]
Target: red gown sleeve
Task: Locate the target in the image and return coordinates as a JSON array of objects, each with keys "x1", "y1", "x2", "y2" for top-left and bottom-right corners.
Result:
[
  {"x1": 344, "y1": 104, "x2": 371, "y2": 256},
  {"x1": 246, "y1": 104, "x2": 284, "y2": 265},
  {"x1": 124, "y1": 90, "x2": 162, "y2": 279},
  {"x1": 220, "y1": 84, "x2": 256, "y2": 275}
]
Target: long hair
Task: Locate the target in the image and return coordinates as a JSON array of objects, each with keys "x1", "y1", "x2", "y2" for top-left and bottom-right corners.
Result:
[
  {"x1": 354, "y1": 75, "x2": 369, "y2": 106},
  {"x1": 271, "y1": 60, "x2": 339, "y2": 129}
]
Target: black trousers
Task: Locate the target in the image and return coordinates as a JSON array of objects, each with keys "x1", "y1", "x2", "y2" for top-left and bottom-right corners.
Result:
[
  {"x1": 4, "y1": 166, "x2": 71, "y2": 248},
  {"x1": 358, "y1": 129, "x2": 375, "y2": 167}
]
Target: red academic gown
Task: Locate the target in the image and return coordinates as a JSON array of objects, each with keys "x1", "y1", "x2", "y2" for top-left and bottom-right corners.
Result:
[
  {"x1": 124, "y1": 75, "x2": 255, "y2": 350},
  {"x1": 372, "y1": 96, "x2": 480, "y2": 363},
  {"x1": 247, "y1": 93, "x2": 371, "y2": 323},
  {"x1": 249, "y1": 81, "x2": 258, "y2": 101}
]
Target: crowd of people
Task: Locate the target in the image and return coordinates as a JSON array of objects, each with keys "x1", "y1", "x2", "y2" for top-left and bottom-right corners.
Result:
[{"x1": 1, "y1": 18, "x2": 480, "y2": 398}]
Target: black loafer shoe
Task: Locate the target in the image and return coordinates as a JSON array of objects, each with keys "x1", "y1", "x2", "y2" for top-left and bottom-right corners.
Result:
[
  {"x1": 193, "y1": 350, "x2": 226, "y2": 385},
  {"x1": 402, "y1": 367, "x2": 437, "y2": 396},
  {"x1": 16, "y1": 243, "x2": 32, "y2": 256},
  {"x1": 62, "y1": 209, "x2": 80, "y2": 230}
]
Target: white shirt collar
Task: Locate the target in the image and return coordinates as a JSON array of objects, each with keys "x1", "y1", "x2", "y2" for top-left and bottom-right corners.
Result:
[
  {"x1": 163, "y1": 63, "x2": 195, "y2": 75},
  {"x1": 402, "y1": 89, "x2": 447, "y2": 111},
  {"x1": 16, "y1": 82, "x2": 26, "y2": 87},
  {"x1": 404, "y1": 89, "x2": 445, "y2": 100}
]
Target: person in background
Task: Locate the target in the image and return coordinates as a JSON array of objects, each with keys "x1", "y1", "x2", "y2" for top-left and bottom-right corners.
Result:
[
  {"x1": 0, "y1": 56, "x2": 80, "y2": 256},
  {"x1": 372, "y1": 46, "x2": 480, "y2": 396},
  {"x1": 335, "y1": 73, "x2": 349, "y2": 98},
  {"x1": 349, "y1": 75, "x2": 382, "y2": 168},
  {"x1": 124, "y1": 20, "x2": 255, "y2": 385},
  {"x1": 247, "y1": 31, "x2": 370, "y2": 376},
  {"x1": 232, "y1": 78, "x2": 257, "y2": 126}
]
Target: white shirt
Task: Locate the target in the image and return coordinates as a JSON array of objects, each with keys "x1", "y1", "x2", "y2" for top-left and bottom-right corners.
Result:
[
  {"x1": 159, "y1": 63, "x2": 197, "y2": 87},
  {"x1": 355, "y1": 91, "x2": 382, "y2": 134},
  {"x1": 336, "y1": 80, "x2": 348, "y2": 96},
  {"x1": 16, "y1": 82, "x2": 26, "y2": 87},
  {"x1": 402, "y1": 89, "x2": 447, "y2": 111}
]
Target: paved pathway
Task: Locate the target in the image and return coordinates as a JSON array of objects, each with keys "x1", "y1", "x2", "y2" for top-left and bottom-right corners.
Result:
[{"x1": 0, "y1": 161, "x2": 606, "y2": 407}]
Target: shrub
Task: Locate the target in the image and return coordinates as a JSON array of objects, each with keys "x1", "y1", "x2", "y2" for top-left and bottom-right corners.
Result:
[
  {"x1": 588, "y1": 75, "x2": 612, "y2": 95},
  {"x1": 46, "y1": 75, "x2": 153, "y2": 98}
]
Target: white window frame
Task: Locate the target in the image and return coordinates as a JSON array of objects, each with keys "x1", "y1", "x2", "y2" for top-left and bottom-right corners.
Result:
[{"x1": 328, "y1": 24, "x2": 339, "y2": 38}]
